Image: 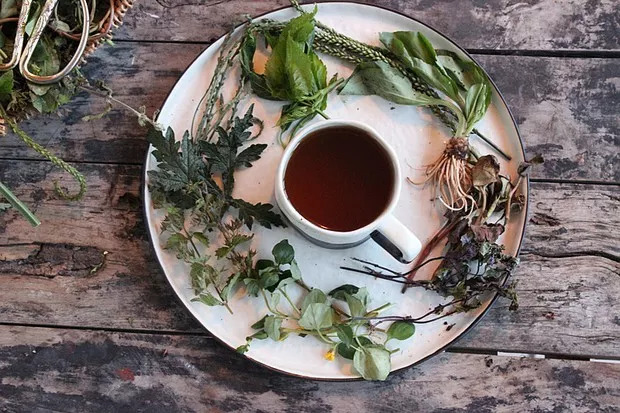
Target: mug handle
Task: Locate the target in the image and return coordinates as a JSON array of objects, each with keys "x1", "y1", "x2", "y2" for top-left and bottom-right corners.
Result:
[{"x1": 371, "y1": 214, "x2": 422, "y2": 263}]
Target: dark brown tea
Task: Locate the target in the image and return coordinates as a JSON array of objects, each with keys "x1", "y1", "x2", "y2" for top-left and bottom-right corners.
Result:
[{"x1": 284, "y1": 126, "x2": 395, "y2": 232}]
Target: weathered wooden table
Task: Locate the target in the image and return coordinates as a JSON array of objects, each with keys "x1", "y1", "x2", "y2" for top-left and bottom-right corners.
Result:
[{"x1": 1, "y1": 1, "x2": 619, "y2": 411}]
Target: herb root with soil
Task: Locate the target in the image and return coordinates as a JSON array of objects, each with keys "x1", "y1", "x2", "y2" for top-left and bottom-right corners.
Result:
[{"x1": 144, "y1": 2, "x2": 534, "y2": 381}]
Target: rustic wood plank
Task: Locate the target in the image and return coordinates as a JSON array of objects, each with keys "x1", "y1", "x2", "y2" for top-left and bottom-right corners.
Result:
[
  {"x1": 1, "y1": 161, "x2": 618, "y2": 357},
  {"x1": 119, "y1": 0, "x2": 620, "y2": 51},
  {"x1": 0, "y1": 325, "x2": 618, "y2": 413},
  {"x1": 0, "y1": 43, "x2": 618, "y2": 182}
]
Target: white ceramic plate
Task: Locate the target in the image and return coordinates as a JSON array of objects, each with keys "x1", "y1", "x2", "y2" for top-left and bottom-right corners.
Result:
[{"x1": 143, "y1": 2, "x2": 527, "y2": 380}]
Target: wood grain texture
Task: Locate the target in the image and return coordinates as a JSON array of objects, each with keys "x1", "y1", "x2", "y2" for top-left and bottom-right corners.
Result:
[
  {"x1": 0, "y1": 43, "x2": 618, "y2": 182},
  {"x1": 0, "y1": 326, "x2": 618, "y2": 413},
  {"x1": 1, "y1": 161, "x2": 618, "y2": 356},
  {"x1": 117, "y1": 0, "x2": 620, "y2": 51}
]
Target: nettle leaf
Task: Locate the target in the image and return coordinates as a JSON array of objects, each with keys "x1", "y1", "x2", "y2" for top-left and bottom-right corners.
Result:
[
  {"x1": 298, "y1": 302, "x2": 333, "y2": 331},
  {"x1": 328, "y1": 284, "x2": 359, "y2": 301},
  {"x1": 264, "y1": 316, "x2": 282, "y2": 341},
  {"x1": 386, "y1": 321, "x2": 415, "y2": 341},
  {"x1": 340, "y1": 61, "x2": 438, "y2": 106},
  {"x1": 301, "y1": 288, "x2": 327, "y2": 313},
  {"x1": 272, "y1": 239, "x2": 294, "y2": 265},
  {"x1": 353, "y1": 345, "x2": 391, "y2": 381},
  {"x1": 231, "y1": 198, "x2": 285, "y2": 230}
]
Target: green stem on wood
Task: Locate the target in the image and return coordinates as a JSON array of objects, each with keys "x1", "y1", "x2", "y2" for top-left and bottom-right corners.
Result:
[{"x1": 0, "y1": 181, "x2": 41, "y2": 227}]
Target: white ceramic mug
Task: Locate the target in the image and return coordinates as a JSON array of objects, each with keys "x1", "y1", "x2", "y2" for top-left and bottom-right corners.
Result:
[{"x1": 274, "y1": 120, "x2": 422, "y2": 263}]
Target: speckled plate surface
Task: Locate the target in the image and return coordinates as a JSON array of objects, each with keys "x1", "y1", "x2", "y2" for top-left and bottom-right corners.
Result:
[{"x1": 143, "y1": 2, "x2": 527, "y2": 380}]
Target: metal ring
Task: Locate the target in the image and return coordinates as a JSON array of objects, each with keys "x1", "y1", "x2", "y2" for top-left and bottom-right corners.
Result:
[
  {"x1": 19, "y1": 0, "x2": 91, "y2": 85},
  {"x1": 0, "y1": 0, "x2": 33, "y2": 71}
]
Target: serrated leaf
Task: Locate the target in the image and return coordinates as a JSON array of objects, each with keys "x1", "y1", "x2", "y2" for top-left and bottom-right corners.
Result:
[{"x1": 231, "y1": 198, "x2": 285, "y2": 230}]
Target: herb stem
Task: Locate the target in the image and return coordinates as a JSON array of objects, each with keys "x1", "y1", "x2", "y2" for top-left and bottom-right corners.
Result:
[
  {"x1": 0, "y1": 181, "x2": 41, "y2": 227},
  {"x1": 184, "y1": 227, "x2": 233, "y2": 314}
]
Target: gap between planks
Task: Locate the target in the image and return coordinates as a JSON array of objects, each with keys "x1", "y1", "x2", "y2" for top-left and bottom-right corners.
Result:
[
  {"x1": 112, "y1": 38, "x2": 620, "y2": 59},
  {"x1": 2, "y1": 156, "x2": 619, "y2": 187},
  {"x1": 1, "y1": 321, "x2": 619, "y2": 365}
]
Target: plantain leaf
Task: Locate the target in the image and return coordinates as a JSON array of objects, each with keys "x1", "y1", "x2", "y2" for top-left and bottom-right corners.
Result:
[{"x1": 340, "y1": 61, "x2": 439, "y2": 106}]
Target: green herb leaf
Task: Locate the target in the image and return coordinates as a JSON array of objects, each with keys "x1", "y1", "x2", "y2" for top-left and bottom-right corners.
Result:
[
  {"x1": 464, "y1": 83, "x2": 492, "y2": 133},
  {"x1": 380, "y1": 32, "x2": 460, "y2": 102},
  {"x1": 298, "y1": 302, "x2": 333, "y2": 330},
  {"x1": 344, "y1": 292, "x2": 366, "y2": 317},
  {"x1": 353, "y1": 345, "x2": 391, "y2": 381},
  {"x1": 328, "y1": 284, "x2": 359, "y2": 301},
  {"x1": 0, "y1": 71, "x2": 14, "y2": 102},
  {"x1": 386, "y1": 321, "x2": 415, "y2": 341},
  {"x1": 290, "y1": 259, "x2": 302, "y2": 280},
  {"x1": 272, "y1": 239, "x2": 295, "y2": 264},
  {"x1": 231, "y1": 198, "x2": 286, "y2": 230},
  {"x1": 335, "y1": 325, "x2": 354, "y2": 346},
  {"x1": 191, "y1": 292, "x2": 221, "y2": 306},
  {"x1": 380, "y1": 31, "x2": 437, "y2": 65},
  {"x1": 301, "y1": 288, "x2": 327, "y2": 313},
  {"x1": 264, "y1": 316, "x2": 282, "y2": 341},
  {"x1": 340, "y1": 61, "x2": 439, "y2": 106},
  {"x1": 251, "y1": 315, "x2": 268, "y2": 330}
]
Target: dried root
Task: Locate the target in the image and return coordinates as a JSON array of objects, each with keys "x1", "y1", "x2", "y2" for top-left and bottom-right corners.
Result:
[{"x1": 410, "y1": 137, "x2": 475, "y2": 211}]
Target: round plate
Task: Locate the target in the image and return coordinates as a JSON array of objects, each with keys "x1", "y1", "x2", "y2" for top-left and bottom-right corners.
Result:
[{"x1": 143, "y1": 2, "x2": 527, "y2": 380}]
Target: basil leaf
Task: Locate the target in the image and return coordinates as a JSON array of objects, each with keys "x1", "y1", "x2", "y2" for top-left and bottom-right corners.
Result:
[
  {"x1": 386, "y1": 321, "x2": 415, "y2": 341},
  {"x1": 298, "y1": 302, "x2": 333, "y2": 330},
  {"x1": 301, "y1": 288, "x2": 327, "y2": 313},
  {"x1": 272, "y1": 239, "x2": 295, "y2": 264},
  {"x1": 264, "y1": 316, "x2": 282, "y2": 341},
  {"x1": 353, "y1": 345, "x2": 391, "y2": 381},
  {"x1": 340, "y1": 61, "x2": 439, "y2": 106}
]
